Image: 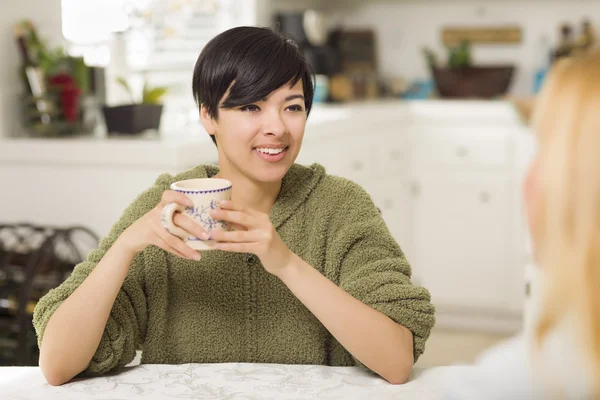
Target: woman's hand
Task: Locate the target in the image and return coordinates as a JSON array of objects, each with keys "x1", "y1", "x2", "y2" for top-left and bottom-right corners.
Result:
[
  {"x1": 209, "y1": 200, "x2": 293, "y2": 275},
  {"x1": 117, "y1": 190, "x2": 209, "y2": 260}
]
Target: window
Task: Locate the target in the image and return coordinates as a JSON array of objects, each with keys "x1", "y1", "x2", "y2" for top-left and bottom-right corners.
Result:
[{"x1": 62, "y1": 0, "x2": 265, "y2": 136}]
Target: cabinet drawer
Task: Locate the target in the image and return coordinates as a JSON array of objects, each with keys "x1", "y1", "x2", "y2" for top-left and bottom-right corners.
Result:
[{"x1": 411, "y1": 127, "x2": 510, "y2": 168}]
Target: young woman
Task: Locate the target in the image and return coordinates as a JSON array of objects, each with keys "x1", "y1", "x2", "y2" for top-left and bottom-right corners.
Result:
[
  {"x1": 33, "y1": 26, "x2": 435, "y2": 386},
  {"x1": 446, "y1": 50, "x2": 600, "y2": 399}
]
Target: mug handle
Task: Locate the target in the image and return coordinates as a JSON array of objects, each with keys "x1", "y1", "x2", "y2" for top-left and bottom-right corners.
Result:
[{"x1": 161, "y1": 202, "x2": 190, "y2": 239}]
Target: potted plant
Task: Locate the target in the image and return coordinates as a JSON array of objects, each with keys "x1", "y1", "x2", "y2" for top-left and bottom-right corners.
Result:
[
  {"x1": 102, "y1": 78, "x2": 168, "y2": 135},
  {"x1": 15, "y1": 20, "x2": 90, "y2": 137},
  {"x1": 423, "y1": 40, "x2": 515, "y2": 99}
]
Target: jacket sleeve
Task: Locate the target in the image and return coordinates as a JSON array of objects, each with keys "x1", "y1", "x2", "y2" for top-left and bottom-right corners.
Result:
[
  {"x1": 32, "y1": 173, "x2": 173, "y2": 375},
  {"x1": 325, "y1": 179, "x2": 435, "y2": 365}
]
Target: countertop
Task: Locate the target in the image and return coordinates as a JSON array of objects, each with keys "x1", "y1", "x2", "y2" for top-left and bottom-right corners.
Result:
[{"x1": 0, "y1": 99, "x2": 528, "y2": 167}]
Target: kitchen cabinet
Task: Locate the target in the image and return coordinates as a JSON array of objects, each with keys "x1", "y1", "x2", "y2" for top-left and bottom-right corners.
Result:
[
  {"x1": 299, "y1": 100, "x2": 534, "y2": 333},
  {"x1": 411, "y1": 171, "x2": 518, "y2": 312}
]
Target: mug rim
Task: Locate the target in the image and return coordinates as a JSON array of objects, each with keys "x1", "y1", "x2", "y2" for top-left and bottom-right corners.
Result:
[{"x1": 170, "y1": 178, "x2": 232, "y2": 194}]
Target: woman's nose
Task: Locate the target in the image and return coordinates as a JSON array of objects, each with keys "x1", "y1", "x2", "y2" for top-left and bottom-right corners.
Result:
[{"x1": 262, "y1": 110, "x2": 286, "y2": 136}]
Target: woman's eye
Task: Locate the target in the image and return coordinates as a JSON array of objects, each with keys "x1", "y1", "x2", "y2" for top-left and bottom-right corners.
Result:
[
  {"x1": 287, "y1": 104, "x2": 304, "y2": 112},
  {"x1": 240, "y1": 105, "x2": 260, "y2": 112}
]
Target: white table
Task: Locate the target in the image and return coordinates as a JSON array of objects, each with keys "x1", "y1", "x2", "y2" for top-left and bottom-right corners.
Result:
[{"x1": 0, "y1": 363, "x2": 463, "y2": 399}]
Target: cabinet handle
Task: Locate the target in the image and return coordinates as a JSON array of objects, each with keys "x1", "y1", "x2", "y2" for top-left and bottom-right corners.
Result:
[
  {"x1": 480, "y1": 192, "x2": 490, "y2": 203},
  {"x1": 456, "y1": 146, "x2": 469, "y2": 158},
  {"x1": 351, "y1": 160, "x2": 364, "y2": 171},
  {"x1": 411, "y1": 182, "x2": 421, "y2": 197}
]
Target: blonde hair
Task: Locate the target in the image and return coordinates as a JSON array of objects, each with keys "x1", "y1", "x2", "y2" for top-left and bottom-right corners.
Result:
[{"x1": 532, "y1": 50, "x2": 600, "y2": 396}]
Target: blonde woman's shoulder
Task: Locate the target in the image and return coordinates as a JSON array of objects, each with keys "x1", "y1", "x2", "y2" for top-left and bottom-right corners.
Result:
[
  {"x1": 444, "y1": 317, "x2": 597, "y2": 400},
  {"x1": 442, "y1": 334, "x2": 535, "y2": 400}
]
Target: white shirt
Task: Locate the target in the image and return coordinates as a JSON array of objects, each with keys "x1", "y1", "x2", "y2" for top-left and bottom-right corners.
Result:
[{"x1": 444, "y1": 271, "x2": 596, "y2": 400}]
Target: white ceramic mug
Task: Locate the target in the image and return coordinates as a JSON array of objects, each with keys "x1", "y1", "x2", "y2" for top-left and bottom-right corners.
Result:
[{"x1": 161, "y1": 178, "x2": 232, "y2": 250}]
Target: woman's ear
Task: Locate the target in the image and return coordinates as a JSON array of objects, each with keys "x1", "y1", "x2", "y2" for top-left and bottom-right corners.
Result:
[{"x1": 199, "y1": 105, "x2": 217, "y2": 136}]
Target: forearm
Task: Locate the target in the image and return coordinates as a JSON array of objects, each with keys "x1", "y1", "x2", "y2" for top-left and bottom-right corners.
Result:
[
  {"x1": 276, "y1": 254, "x2": 414, "y2": 384},
  {"x1": 39, "y1": 237, "x2": 137, "y2": 386}
]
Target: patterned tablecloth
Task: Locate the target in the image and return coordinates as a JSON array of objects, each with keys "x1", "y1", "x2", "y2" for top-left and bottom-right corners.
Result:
[{"x1": 0, "y1": 362, "x2": 463, "y2": 399}]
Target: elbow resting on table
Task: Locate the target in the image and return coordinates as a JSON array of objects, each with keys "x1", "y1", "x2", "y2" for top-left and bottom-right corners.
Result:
[
  {"x1": 379, "y1": 325, "x2": 415, "y2": 385},
  {"x1": 381, "y1": 360, "x2": 413, "y2": 385},
  {"x1": 40, "y1": 363, "x2": 70, "y2": 387},
  {"x1": 43, "y1": 373, "x2": 69, "y2": 387},
  {"x1": 39, "y1": 352, "x2": 85, "y2": 387}
]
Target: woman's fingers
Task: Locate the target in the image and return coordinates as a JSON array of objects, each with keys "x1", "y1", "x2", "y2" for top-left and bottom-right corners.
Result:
[
  {"x1": 151, "y1": 220, "x2": 200, "y2": 260},
  {"x1": 158, "y1": 190, "x2": 208, "y2": 240},
  {"x1": 211, "y1": 208, "x2": 256, "y2": 229},
  {"x1": 150, "y1": 231, "x2": 192, "y2": 259},
  {"x1": 160, "y1": 190, "x2": 193, "y2": 208},
  {"x1": 217, "y1": 200, "x2": 260, "y2": 215},
  {"x1": 173, "y1": 213, "x2": 210, "y2": 240},
  {"x1": 153, "y1": 236, "x2": 192, "y2": 260},
  {"x1": 214, "y1": 242, "x2": 253, "y2": 253},
  {"x1": 210, "y1": 229, "x2": 259, "y2": 243}
]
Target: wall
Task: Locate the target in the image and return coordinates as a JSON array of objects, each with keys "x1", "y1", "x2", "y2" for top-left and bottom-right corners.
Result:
[
  {"x1": 272, "y1": 0, "x2": 600, "y2": 96},
  {"x1": 0, "y1": 0, "x2": 62, "y2": 137},
  {"x1": 244, "y1": 0, "x2": 273, "y2": 27}
]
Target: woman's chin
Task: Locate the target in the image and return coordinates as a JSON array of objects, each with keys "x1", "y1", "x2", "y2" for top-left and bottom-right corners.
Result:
[{"x1": 251, "y1": 164, "x2": 291, "y2": 184}]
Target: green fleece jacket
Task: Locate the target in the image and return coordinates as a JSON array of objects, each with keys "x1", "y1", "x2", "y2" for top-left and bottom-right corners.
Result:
[{"x1": 33, "y1": 163, "x2": 435, "y2": 376}]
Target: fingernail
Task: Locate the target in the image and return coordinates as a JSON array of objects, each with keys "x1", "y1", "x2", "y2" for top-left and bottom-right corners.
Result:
[
  {"x1": 219, "y1": 200, "x2": 231, "y2": 206},
  {"x1": 185, "y1": 199, "x2": 194, "y2": 207},
  {"x1": 192, "y1": 253, "x2": 201, "y2": 261},
  {"x1": 200, "y1": 231, "x2": 210, "y2": 240}
]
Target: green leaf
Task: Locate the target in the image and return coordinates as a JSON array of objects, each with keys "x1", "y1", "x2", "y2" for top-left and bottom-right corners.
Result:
[
  {"x1": 116, "y1": 77, "x2": 135, "y2": 103},
  {"x1": 422, "y1": 47, "x2": 438, "y2": 68},
  {"x1": 142, "y1": 87, "x2": 168, "y2": 104}
]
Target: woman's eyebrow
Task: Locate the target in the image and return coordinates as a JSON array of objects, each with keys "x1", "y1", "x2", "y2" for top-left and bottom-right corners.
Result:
[
  {"x1": 284, "y1": 94, "x2": 305, "y2": 101},
  {"x1": 255, "y1": 94, "x2": 305, "y2": 102}
]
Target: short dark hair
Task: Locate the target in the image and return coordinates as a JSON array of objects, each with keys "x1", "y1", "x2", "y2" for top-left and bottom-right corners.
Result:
[{"x1": 192, "y1": 26, "x2": 315, "y2": 145}]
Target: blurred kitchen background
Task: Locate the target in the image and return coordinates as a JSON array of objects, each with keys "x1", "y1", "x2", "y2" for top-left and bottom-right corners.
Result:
[{"x1": 0, "y1": 0, "x2": 597, "y2": 368}]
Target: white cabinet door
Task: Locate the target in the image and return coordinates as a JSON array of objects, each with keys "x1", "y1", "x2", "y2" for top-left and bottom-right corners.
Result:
[
  {"x1": 409, "y1": 125, "x2": 510, "y2": 170},
  {"x1": 412, "y1": 171, "x2": 521, "y2": 313}
]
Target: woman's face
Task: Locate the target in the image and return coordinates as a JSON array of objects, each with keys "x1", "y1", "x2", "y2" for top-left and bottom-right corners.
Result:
[{"x1": 201, "y1": 80, "x2": 307, "y2": 184}]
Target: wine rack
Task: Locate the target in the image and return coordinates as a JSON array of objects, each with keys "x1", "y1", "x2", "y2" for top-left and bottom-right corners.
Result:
[{"x1": 0, "y1": 223, "x2": 99, "y2": 366}]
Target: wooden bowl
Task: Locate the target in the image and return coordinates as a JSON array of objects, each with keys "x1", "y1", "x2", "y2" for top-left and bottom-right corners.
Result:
[{"x1": 431, "y1": 65, "x2": 515, "y2": 99}]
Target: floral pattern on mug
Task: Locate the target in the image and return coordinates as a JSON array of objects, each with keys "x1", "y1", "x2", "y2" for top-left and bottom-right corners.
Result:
[{"x1": 184, "y1": 199, "x2": 227, "y2": 235}]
